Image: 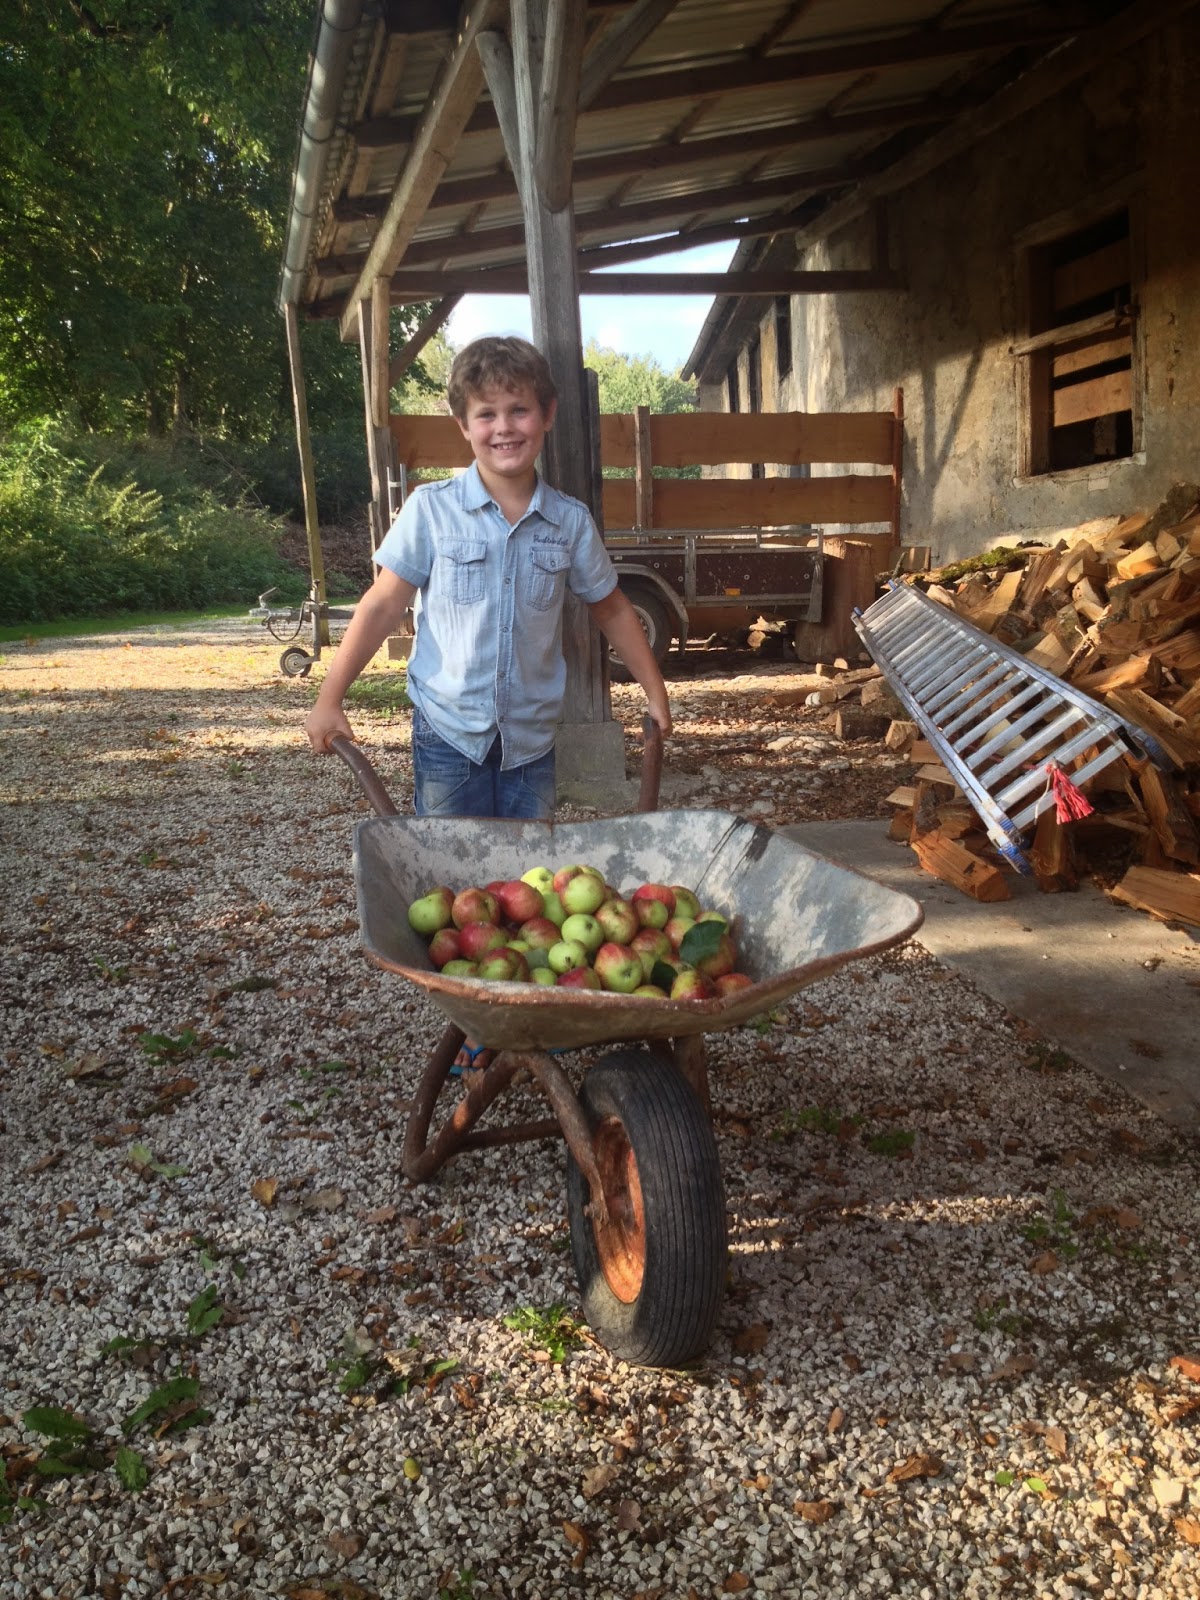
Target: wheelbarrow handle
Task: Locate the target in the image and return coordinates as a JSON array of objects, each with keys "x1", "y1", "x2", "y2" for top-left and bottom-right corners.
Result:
[
  {"x1": 330, "y1": 719, "x2": 663, "y2": 818},
  {"x1": 329, "y1": 735, "x2": 399, "y2": 817},
  {"x1": 638, "y1": 714, "x2": 664, "y2": 815}
]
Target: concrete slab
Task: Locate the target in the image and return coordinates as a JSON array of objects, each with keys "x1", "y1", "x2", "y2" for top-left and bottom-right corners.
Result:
[{"x1": 780, "y1": 818, "x2": 1200, "y2": 1132}]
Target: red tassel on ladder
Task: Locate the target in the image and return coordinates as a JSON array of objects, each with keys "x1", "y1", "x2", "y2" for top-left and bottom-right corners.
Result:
[{"x1": 1045, "y1": 761, "x2": 1093, "y2": 822}]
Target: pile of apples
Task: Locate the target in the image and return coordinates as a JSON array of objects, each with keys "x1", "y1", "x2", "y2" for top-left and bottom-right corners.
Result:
[{"x1": 406, "y1": 864, "x2": 755, "y2": 1001}]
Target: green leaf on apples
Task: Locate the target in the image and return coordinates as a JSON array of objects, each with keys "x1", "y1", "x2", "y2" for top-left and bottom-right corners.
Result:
[
  {"x1": 680, "y1": 921, "x2": 725, "y2": 964},
  {"x1": 650, "y1": 960, "x2": 679, "y2": 992}
]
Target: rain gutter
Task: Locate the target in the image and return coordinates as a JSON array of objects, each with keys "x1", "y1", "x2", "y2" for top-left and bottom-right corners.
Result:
[{"x1": 278, "y1": 0, "x2": 365, "y2": 313}]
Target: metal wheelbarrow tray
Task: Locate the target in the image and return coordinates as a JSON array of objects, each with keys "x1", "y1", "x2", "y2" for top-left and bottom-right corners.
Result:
[{"x1": 335, "y1": 736, "x2": 923, "y2": 1369}]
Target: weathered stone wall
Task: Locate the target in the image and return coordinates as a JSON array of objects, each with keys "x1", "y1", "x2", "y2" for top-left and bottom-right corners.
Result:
[{"x1": 699, "y1": 17, "x2": 1200, "y2": 562}]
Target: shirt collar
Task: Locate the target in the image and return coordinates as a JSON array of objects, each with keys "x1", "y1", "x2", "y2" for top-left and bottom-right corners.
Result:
[{"x1": 461, "y1": 462, "x2": 563, "y2": 526}]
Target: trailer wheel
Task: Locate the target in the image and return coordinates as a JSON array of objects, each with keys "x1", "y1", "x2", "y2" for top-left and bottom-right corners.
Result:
[
  {"x1": 280, "y1": 646, "x2": 313, "y2": 677},
  {"x1": 609, "y1": 585, "x2": 672, "y2": 681},
  {"x1": 566, "y1": 1048, "x2": 727, "y2": 1367}
]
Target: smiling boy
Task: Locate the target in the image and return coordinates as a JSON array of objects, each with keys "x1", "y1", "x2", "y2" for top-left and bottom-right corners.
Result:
[{"x1": 304, "y1": 336, "x2": 672, "y2": 1067}]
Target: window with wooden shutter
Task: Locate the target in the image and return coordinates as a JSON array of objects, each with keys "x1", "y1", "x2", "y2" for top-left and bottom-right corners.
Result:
[{"x1": 1016, "y1": 206, "x2": 1138, "y2": 476}]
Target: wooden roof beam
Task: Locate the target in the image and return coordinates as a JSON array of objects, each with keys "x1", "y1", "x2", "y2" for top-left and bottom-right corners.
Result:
[
  {"x1": 339, "y1": 97, "x2": 954, "y2": 220},
  {"x1": 577, "y1": 0, "x2": 683, "y2": 109},
  {"x1": 385, "y1": 267, "x2": 903, "y2": 300},
  {"x1": 336, "y1": 0, "x2": 501, "y2": 341}
]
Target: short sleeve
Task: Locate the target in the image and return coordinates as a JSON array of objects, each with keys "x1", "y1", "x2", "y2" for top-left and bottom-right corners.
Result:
[
  {"x1": 373, "y1": 485, "x2": 435, "y2": 590},
  {"x1": 566, "y1": 506, "x2": 618, "y2": 605}
]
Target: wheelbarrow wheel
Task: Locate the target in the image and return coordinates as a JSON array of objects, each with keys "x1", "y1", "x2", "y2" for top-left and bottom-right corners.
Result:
[
  {"x1": 566, "y1": 1048, "x2": 726, "y2": 1368},
  {"x1": 280, "y1": 646, "x2": 312, "y2": 677}
]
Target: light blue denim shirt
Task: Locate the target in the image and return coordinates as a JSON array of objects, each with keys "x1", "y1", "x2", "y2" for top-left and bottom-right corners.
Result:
[{"x1": 373, "y1": 464, "x2": 618, "y2": 768}]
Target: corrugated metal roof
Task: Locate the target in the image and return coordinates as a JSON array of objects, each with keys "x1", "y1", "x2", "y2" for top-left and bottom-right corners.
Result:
[{"x1": 281, "y1": 0, "x2": 1153, "y2": 334}]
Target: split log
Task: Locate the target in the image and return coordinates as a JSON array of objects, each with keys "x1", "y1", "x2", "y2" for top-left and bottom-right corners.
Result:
[
  {"x1": 1029, "y1": 806, "x2": 1079, "y2": 892},
  {"x1": 1108, "y1": 865, "x2": 1200, "y2": 928},
  {"x1": 1105, "y1": 688, "x2": 1200, "y2": 770},
  {"x1": 885, "y1": 719, "x2": 917, "y2": 753},
  {"x1": 911, "y1": 829, "x2": 1012, "y2": 902},
  {"x1": 1132, "y1": 761, "x2": 1200, "y2": 864}
]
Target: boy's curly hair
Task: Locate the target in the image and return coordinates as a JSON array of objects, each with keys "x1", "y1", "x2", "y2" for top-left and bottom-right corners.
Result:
[{"x1": 447, "y1": 336, "x2": 557, "y2": 420}]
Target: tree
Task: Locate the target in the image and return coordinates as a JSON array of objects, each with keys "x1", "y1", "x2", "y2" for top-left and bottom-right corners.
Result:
[
  {"x1": 584, "y1": 341, "x2": 696, "y2": 415},
  {"x1": 0, "y1": 0, "x2": 396, "y2": 441}
]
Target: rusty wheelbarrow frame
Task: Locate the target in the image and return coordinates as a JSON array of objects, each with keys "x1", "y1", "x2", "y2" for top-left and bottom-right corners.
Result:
[{"x1": 330, "y1": 723, "x2": 923, "y2": 1367}]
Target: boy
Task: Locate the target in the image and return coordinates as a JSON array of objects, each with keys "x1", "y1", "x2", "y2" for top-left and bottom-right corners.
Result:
[{"x1": 304, "y1": 336, "x2": 672, "y2": 1067}]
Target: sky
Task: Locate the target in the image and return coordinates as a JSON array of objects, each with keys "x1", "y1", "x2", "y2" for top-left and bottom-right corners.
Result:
[{"x1": 445, "y1": 239, "x2": 737, "y2": 374}]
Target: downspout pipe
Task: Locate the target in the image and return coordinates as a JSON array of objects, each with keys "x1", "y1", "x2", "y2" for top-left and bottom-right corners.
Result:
[{"x1": 278, "y1": 0, "x2": 364, "y2": 313}]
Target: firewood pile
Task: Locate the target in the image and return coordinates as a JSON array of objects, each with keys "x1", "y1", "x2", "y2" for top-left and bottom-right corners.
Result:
[{"x1": 824, "y1": 490, "x2": 1200, "y2": 928}]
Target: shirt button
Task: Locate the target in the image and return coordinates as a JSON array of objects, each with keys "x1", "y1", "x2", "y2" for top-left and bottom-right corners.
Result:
[{"x1": 504, "y1": 577, "x2": 512, "y2": 585}]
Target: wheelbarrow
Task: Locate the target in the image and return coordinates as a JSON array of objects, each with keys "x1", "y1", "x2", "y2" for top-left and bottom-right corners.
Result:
[{"x1": 329, "y1": 725, "x2": 923, "y2": 1368}]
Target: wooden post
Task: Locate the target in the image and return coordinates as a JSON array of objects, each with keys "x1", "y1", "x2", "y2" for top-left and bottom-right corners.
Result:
[
  {"x1": 370, "y1": 277, "x2": 391, "y2": 431},
  {"x1": 634, "y1": 403, "x2": 654, "y2": 532},
  {"x1": 890, "y1": 386, "x2": 904, "y2": 547},
  {"x1": 357, "y1": 301, "x2": 393, "y2": 551},
  {"x1": 283, "y1": 303, "x2": 328, "y2": 643},
  {"x1": 484, "y1": 0, "x2": 622, "y2": 794}
]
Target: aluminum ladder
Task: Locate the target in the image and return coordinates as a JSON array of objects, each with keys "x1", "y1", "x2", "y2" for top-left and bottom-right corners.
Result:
[{"x1": 855, "y1": 582, "x2": 1168, "y2": 871}]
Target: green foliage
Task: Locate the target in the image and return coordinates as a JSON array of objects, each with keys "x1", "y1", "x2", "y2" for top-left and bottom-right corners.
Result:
[
  {"x1": 866, "y1": 1128, "x2": 916, "y2": 1158},
  {"x1": 502, "y1": 1303, "x2": 584, "y2": 1363},
  {"x1": 0, "y1": 422, "x2": 305, "y2": 622},
  {"x1": 585, "y1": 340, "x2": 696, "y2": 416}
]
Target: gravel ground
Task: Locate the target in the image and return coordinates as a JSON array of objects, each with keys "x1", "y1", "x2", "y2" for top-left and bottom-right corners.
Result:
[{"x1": 1, "y1": 618, "x2": 1198, "y2": 1600}]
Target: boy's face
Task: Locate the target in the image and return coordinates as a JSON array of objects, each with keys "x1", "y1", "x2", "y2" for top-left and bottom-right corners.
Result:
[{"x1": 456, "y1": 381, "x2": 555, "y2": 487}]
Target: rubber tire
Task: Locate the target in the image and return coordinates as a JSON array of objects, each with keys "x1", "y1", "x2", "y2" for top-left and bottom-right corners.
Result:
[
  {"x1": 566, "y1": 1048, "x2": 727, "y2": 1367},
  {"x1": 609, "y1": 585, "x2": 672, "y2": 682},
  {"x1": 280, "y1": 646, "x2": 313, "y2": 677}
]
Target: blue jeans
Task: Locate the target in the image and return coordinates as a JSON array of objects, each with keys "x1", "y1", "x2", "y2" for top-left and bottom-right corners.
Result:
[{"x1": 411, "y1": 707, "x2": 556, "y2": 819}]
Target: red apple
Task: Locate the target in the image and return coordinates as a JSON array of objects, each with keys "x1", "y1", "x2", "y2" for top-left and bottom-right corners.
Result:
[
  {"x1": 664, "y1": 915, "x2": 696, "y2": 953},
  {"x1": 557, "y1": 966, "x2": 602, "y2": 991},
  {"x1": 457, "y1": 921, "x2": 509, "y2": 961},
  {"x1": 595, "y1": 897, "x2": 639, "y2": 944},
  {"x1": 593, "y1": 941, "x2": 645, "y2": 994},
  {"x1": 630, "y1": 927, "x2": 671, "y2": 980},
  {"x1": 476, "y1": 946, "x2": 530, "y2": 983},
  {"x1": 632, "y1": 882, "x2": 676, "y2": 919},
  {"x1": 552, "y1": 863, "x2": 601, "y2": 894},
  {"x1": 714, "y1": 972, "x2": 755, "y2": 997},
  {"x1": 518, "y1": 916, "x2": 561, "y2": 951},
  {"x1": 451, "y1": 887, "x2": 500, "y2": 929},
  {"x1": 669, "y1": 969, "x2": 716, "y2": 1001},
  {"x1": 427, "y1": 927, "x2": 462, "y2": 968},
  {"x1": 496, "y1": 879, "x2": 545, "y2": 925},
  {"x1": 695, "y1": 931, "x2": 737, "y2": 980}
]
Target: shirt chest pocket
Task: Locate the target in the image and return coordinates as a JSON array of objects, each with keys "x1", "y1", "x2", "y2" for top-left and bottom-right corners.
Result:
[
  {"x1": 443, "y1": 539, "x2": 487, "y2": 605},
  {"x1": 528, "y1": 544, "x2": 571, "y2": 611}
]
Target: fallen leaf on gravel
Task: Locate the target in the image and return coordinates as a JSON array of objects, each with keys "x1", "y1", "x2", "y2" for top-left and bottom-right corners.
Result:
[
  {"x1": 1029, "y1": 1251, "x2": 1058, "y2": 1275},
  {"x1": 1169, "y1": 1354, "x2": 1200, "y2": 1382},
  {"x1": 307, "y1": 1187, "x2": 346, "y2": 1211},
  {"x1": 361, "y1": 1205, "x2": 397, "y2": 1225},
  {"x1": 27, "y1": 1150, "x2": 63, "y2": 1174},
  {"x1": 988, "y1": 1353, "x2": 1036, "y2": 1382},
  {"x1": 827, "y1": 1406, "x2": 845, "y2": 1433},
  {"x1": 563, "y1": 1520, "x2": 591, "y2": 1566},
  {"x1": 940, "y1": 1352, "x2": 978, "y2": 1374},
  {"x1": 722, "y1": 1575, "x2": 751, "y2": 1593},
  {"x1": 888, "y1": 1453, "x2": 942, "y2": 1483},
  {"x1": 732, "y1": 1323, "x2": 770, "y2": 1355},
  {"x1": 1045, "y1": 1427, "x2": 1068, "y2": 1459},
  {"x1": 250, "y1": 1177, "x2": 278, "y2": 1208},
  {"x1": 1115, "y1": 1208, "x2": 1141, "y2": 1230},
  {"x1": 794, "y1": 1498, "x2": 837, "y2": 1522},
  {"x1": 326, "y1": 1530, "x2": 362, "y2": 1559},
  {"x1": 615, "y1": 1499, "x2": 641, "y2": 1532},
  {"x1": 1175, "y1": 1517, "x2": 1200, "y2": 1545},
  {"x1": 582, "y1": 1463, "x2": 620, "y2": 1499}
]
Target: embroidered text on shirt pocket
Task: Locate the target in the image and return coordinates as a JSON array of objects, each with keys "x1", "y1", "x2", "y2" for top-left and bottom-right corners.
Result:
[
  {"x1": 528, "y1": 543, "x2": 571, "y2": 611},
  {"x1": 444, "y1": 539, "x2": 487, "y2": 604}
]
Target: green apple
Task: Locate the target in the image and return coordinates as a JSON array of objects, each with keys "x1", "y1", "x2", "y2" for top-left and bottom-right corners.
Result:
[
  {"x1": 541, "y1": 890, "x2": 567, "y2": 928},
  {"x1": 530, "y1": 966, "x2": 557, "y2": 987},
  {"x1": 520, "y1": 866, "x2": 555, "y2": 894},
  {"x1": 407, "y1": 886, "x2": 454, "y2": 937},
  {"x1": 547, "y1": 938, "x2": 589, "y2": 974},
  {"x1": 560, "y1": 912, "x2": 603, "y2": 953}
]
